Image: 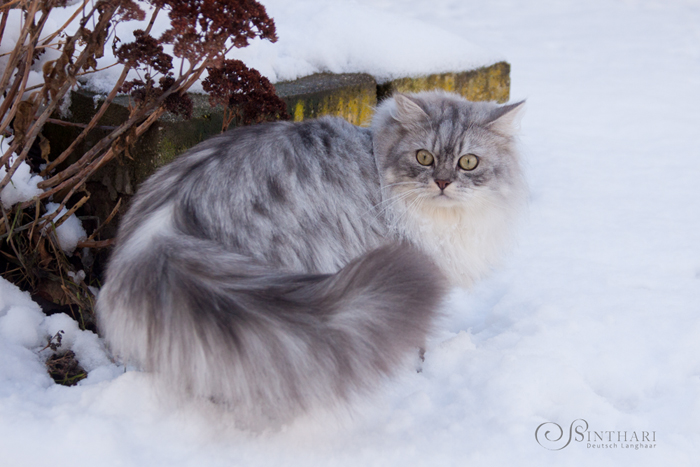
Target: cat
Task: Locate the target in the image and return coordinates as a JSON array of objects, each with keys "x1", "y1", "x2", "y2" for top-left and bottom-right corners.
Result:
[{"x1": 96, "y1": 91, "x2": 526, "y2": 426}]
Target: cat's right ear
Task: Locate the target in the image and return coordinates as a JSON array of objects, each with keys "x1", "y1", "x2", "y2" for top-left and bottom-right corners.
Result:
[
  {"x1": 485, "y1": 100, "x2": 526, "y2": 135},
  {"x1": 390, "y1": 94, "x2": 429, "y2": 125}
]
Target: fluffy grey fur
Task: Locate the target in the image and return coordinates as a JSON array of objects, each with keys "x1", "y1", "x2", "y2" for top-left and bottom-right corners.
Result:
[{"x1": 97, "y1": 91, "x2": 526, "y2": 426}]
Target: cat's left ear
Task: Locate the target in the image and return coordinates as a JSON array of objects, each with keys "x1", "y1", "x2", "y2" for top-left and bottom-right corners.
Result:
[
  {"x1": 391, "y1": 94, "x2": 429, "y2": 125},
  {"x1": 485, "y1": 100, "x2": 526, "y2": 135}
]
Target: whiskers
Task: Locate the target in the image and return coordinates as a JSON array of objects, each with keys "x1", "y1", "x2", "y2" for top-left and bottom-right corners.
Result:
[
  {"x1": 453, "y1": 187, "x2": 521, "y2": 214},
  {"x1": 365, "y1": 182, "x2": 426, "y2": 224},
  {"x1": 392, "y1": 191, "x2": 429, "y2": 230}
]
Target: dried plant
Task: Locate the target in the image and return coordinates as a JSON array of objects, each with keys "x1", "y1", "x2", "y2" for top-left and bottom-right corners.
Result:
[
  {"x1": 203, "y1": 58, "x2": 287, "y2": 130},
  {"x1": 0, "y1": 0, "x2": 288, "y2": 329},
  {"x1": 45, "y1": 350, "x2": 87, "y2": 386}
]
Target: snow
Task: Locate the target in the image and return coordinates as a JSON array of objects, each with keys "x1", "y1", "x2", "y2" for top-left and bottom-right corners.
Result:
[
  {"x1": 44, "y1": 202, "x2": 87, "y2": 253},
  {"x1": 0, "y1": 160, "x2": 87, "y2": 254},
  {"x1": 0, "y1": 158, "x2": 43, "y2": 209},
  {"x1": 1, "y1": 0, "x2": 700, "y2": 465},
  {"x1": 227, "y1": 0, "x2": 501, "y2": 84}
]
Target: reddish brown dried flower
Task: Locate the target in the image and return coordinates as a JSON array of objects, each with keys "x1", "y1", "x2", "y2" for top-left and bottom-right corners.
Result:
[
  {"x1": 120, "y1": 75, "x2": 192, "y2": 120},
  {"x1": 202, "y1": 59, "x2": 288, "y2": 126},
  {"x1": 152, "y1": 0, "x2": 277, "y2": 63},
  {"x1": 114, "y1": 0, "x2": 146, "y2": 22},
  {"x1": 114, "y1": 30, "x2": 173, "y2": 75},
  {"x1": 112, "y1": 0, "x2": 280, "y2": 126},
  {"x1": 43, "y1": 0, "x2": 70, "y2": 9},
  {"x1": 120, "y1": 78, "x2": 156, "y2": 103},
  {"x1": 160, "y1": 76, "x2": 193, "y2": 119}
]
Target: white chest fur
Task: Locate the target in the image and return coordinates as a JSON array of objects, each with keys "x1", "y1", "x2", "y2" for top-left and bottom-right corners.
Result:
[{"x1": 389, "y1": 194, "x2": 519, "y2": 288}]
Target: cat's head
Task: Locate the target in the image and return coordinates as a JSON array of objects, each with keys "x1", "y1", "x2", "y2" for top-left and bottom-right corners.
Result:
[{"x1": 371, "y1": 91, "x2": 526, "y2": 212}]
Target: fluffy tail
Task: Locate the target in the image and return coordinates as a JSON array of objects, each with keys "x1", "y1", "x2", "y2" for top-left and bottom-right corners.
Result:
[{"x1": 97, "y1": 233, "x2": 447, "y2": 424}]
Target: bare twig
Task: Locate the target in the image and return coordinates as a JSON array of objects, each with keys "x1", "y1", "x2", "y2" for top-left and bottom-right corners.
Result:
[
  {"x1": 39, "y1": 0, "x2": 90, "y2": 45},
  {"x1": 28, "y1": 197, "x2": 41, "y2": 243},
  {"x1": 45, "y1": 118, "x2": 117, "y2": 131},
  {"x1": 0, "y1": 0, "x2": 25, "y2": 11},
  {"x1": 0, "y1": 0, "x2": 39, "y2": 95},
  {"x1": 0, "y1": 40, "x2": 37, "y2": 138},
  {"x1": 86, "y1": 197, "x2": 122, "y2": 241},
  {"x1": 53, "y1": 193, "x2": 90, "y2": 229},
  {"x1": 77, "y1": 238, "x2": 115, "y2": 249},
  {"x1": 0, "y1": 6, "x2": 9, "y2": 46}
]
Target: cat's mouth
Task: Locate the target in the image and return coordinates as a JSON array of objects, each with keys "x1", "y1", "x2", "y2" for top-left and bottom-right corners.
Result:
[{"x1": 430, "y1": 191, "x2": 462, "y2": 207}]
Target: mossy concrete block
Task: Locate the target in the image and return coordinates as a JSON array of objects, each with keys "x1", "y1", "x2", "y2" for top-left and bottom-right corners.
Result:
[
  {"x1": 377, "y1": 61, "x2": 511, "y2": 103},
  {"x1": 44, "y1": 91, "x2": 224, "y2": 196},
  {"x1": 122, "y1": 94, "x2": 224, "y2": 189},
  {"x1": 274, "y1": 73, "x2": 377, "y2": 127}
]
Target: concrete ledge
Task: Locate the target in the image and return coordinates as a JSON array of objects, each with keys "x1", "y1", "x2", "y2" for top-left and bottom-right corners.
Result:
[
  {"x1": 377, "y1": 62, "x2": 510, "y2": 103},
  {"x1": 275, "y1": 73, "x2": 377, "y2": 127}
]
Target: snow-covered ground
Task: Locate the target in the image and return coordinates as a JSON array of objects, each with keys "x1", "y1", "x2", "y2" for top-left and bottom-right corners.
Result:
[{"x1": 2, "y1": 0, "x2": 700, "y2": 465}]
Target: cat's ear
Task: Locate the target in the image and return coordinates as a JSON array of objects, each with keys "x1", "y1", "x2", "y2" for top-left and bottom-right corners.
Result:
[
  {"x1": 485, "y1": 100, "x2": 526, "y2": 135},
  {"x1": 391, "y1": 94, "x2": 429, "y2": 125}
]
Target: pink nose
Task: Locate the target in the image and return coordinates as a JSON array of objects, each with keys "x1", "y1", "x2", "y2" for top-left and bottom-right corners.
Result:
[{"x1": 435, "y1": 179, "x2": 451, "y2": 190}]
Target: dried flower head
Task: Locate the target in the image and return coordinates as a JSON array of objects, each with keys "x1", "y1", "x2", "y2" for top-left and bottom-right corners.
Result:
[
  {"x1": 202, "y1": 59, "x2": 288, "y2": 126},
  {"x1": 115, "y1": 0, "x2": 146, "y2": 22},
  {"x1": 160, "y1": 76, "x2": 193, "y2": 119},
  {"x1": 152, "y1": 0, "x2": 277, "y2": 63},
  {"x1": 114, "y1": 29, "x2": 173, "y2": 75}
]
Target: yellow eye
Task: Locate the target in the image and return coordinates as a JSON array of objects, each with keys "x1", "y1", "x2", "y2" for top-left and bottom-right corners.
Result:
[
  {"x1": 458, "y1": 154, "x2": 479, "y2": 171},
  {"x1": 416, "y1": 149, "x2": 434, "y2": 166}
]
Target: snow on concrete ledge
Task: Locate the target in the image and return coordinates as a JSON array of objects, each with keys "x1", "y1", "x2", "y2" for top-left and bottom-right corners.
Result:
[
  {"x1": 30, "y1": 0, "x2": 503, "y2": 94},
  {"x1": 230, "y1": 0, "x2": 503, "y2": 85}
]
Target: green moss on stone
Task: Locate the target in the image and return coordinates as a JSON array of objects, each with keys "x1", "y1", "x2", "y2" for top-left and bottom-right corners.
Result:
[
  {"x1": 275, "y1": 73, "x2": 377, "y2": 127},
  {"x1": 377, "y1": 61, "x2": 511, "y2": 103}
]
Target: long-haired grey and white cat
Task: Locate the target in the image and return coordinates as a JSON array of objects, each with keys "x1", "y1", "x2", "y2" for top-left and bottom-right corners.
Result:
[{"x1": 97, "y1": 91, "x2": 526, "y2": 426}]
